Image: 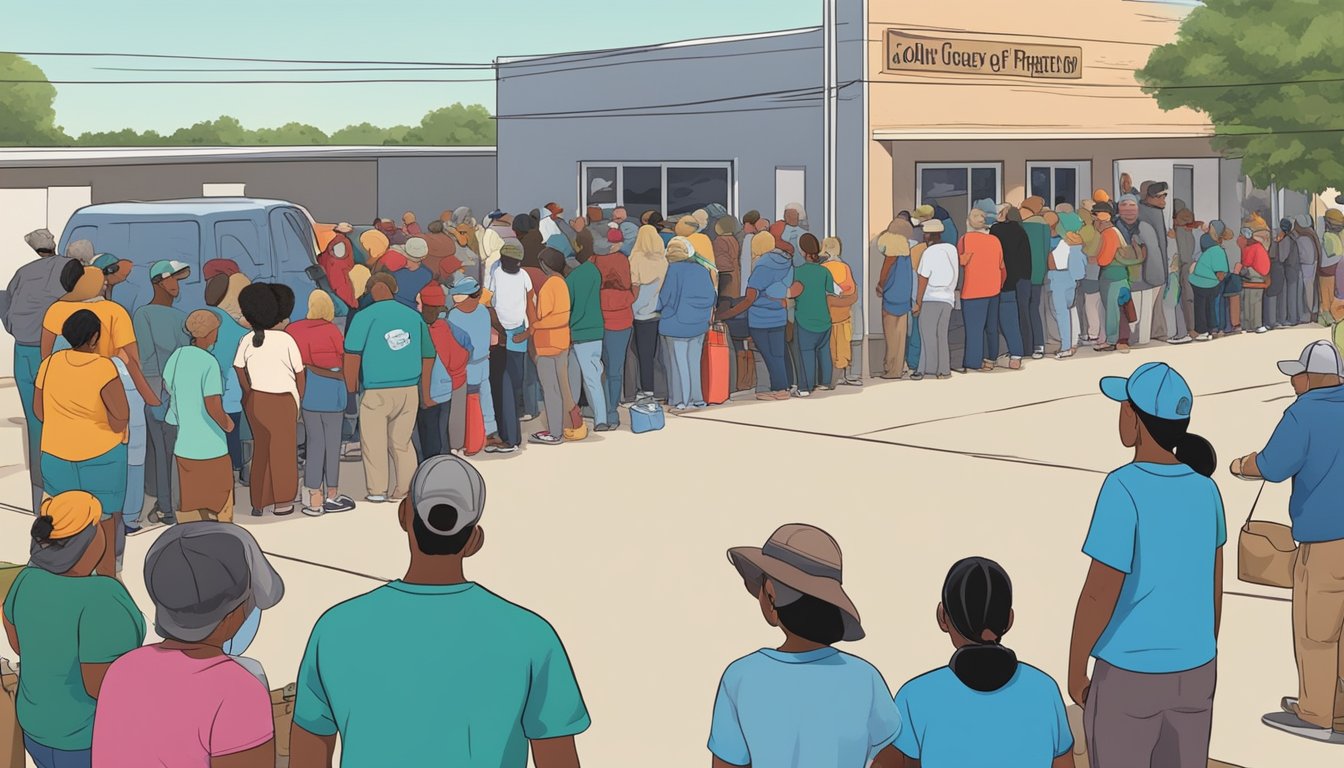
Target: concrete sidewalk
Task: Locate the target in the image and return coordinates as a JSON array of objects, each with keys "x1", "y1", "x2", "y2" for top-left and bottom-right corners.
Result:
[{"x1": 0, "y1": 324, "x2": 1336, "y2": 767}]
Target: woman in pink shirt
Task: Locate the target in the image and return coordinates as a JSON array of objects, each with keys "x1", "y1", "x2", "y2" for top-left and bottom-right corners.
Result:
[{"x1": 93, "y1": 524, "x2": 284, "y2": 768}]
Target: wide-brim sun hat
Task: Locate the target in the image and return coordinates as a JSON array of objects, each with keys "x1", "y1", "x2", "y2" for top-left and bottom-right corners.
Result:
[{"x1": 728, "y1": 524, "x2": 864, "y2": 641}]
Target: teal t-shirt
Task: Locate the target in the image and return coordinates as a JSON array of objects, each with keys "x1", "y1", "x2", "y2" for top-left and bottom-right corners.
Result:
[
  {"x1": 2, "y1": 567, "x2": 146, "y2": 750},
  {"x1": 793, "y1": 262, "x2": 836, "y2": 333},
  {"x1": 1189, "y1": 246, "x2": 1229, "y2": 290},
  {"x1": 893, "y1": 665, "x2": 1071, "y2": 766},
  {"x1": 342, "y1": 300, "x2": 434, "y2": 390},
  {"x1": 163, "y1": 344, "x2": 228, "y2": 460},
  {"x1": 293, "y1": 582, "x2": 590, "y2": 768},
  {"x1": 566, "y1": 261, "x2": 604, "y2": 344}
]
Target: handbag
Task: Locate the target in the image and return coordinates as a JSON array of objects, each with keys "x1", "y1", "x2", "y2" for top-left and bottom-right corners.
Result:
[
  {"x1": 1237, "y1": 480, "x2": 1297, "y2": 589},
  {"x1": 629, "y1": 396, "x2": 665, "y2": 434}
]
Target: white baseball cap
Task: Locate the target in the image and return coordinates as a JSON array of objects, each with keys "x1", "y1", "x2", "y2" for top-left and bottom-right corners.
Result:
[{"x1": 1278, "y1": 340, "x2": 1344, "y2": 377}]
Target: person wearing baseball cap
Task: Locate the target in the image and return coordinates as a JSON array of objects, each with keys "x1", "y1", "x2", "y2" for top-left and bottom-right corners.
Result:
[
  {"x1": 1069, "y1": 362, "x2": 1224, "y2": 766},
  {"x1": 4, "y1": 491, "x2": 146, "y2": 765},
  {"x1": 485, "y1": 242, "x2": 533, "y2": 452},
  {"x1": 1232, "y1": 340, "x2": 1344, "y2": 741},
  {"x1": 93, "y1": 523, "x2": 283, "y2": 765},
  {"x1": 446, "y1": 275, "x2": 500, "y2": 448},
  {"x1": 913, "y1": 217, "x2": 958, "y2": 380},
  {"x1": 135, "y1": 259, "x2": 193, "y2": 525},
  {"x1": 709, "y1": 524, "x2": 902, "y2": 768},
  {"x1": 291, "y1": 456, "x2": 589, "y2": 766},
  {"x1": 162, "y1": 309, "x2": 236, "y2": 523}
]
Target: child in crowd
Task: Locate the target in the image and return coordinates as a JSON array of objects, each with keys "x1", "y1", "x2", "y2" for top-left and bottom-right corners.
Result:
[{"x1": 893, "y1": 557, "x2": 1074, "y2": 767}]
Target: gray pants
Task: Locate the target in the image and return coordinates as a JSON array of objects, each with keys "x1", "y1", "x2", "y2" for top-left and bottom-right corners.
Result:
[
  {"x1": 144, "y1": 406, "x2": 179, "y2": 513},
  {"x1": 917, "y1": 301, "x2": 952, "y2": 376},
  {"x1": 1301, "y1": 268, "x2": 1318, "y2": 321},
  {"x1": 1286, "y1": 266, "x2": 1304, "y2": 323},
  {"x1": 1085, "y1": 659, "x2": 1216, "y2": 768},
  {"x1": 536, "y1": 353, "x2": 569, "y2": 437},
  {"x1": 1242, "y1": 287, "x2": 1265, "y2": 330},
  {"x1": 302, "y1": 410, "x2": 343, "y2": 492}
]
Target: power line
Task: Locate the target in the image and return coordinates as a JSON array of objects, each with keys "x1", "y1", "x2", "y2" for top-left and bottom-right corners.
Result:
[
  {"x1": 0, "y1": 77, "x2": 497, "y2": 85},
  {"x1": 93, "y1": 66, "x2": 490, "y2": 73},
  {"x1": 2, "y1": 50, "x2": 491, "y2": 67},
  {"x1": 494, "y1": 84, "x2": 833, "y2": 120}
]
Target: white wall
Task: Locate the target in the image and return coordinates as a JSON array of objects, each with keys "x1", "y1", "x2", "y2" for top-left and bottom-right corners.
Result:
[{"x1": 1111, "y1": 159, "x2": 1220, "y2": 222}]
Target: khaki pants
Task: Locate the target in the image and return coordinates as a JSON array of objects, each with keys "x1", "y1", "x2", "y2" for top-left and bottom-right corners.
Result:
[
  {"x1": 830, "y1": 316, "x2": 853, "y2": 373},
  {"x1": 880, "y1": 311, "x2": 908, "y2": 378},
  {"x1": 1293, "y1": 539, "x2": 1344, "y2": 729},
  {"x1": 359, "y1": 386, "x2": 419, "y2": 498}
]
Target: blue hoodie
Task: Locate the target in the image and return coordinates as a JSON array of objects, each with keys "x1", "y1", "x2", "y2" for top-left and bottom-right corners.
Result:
[
  {"x1": 746, "y1": 250, "x2": 794, "y2": 329},
  {"x1": 657, "y1": 260, "x2": 717, "y2": 338}
]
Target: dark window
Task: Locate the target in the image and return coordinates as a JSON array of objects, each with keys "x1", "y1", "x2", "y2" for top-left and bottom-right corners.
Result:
[
  {"x1": 216, "y1": 219, "x2": 264, "y2": 268},
  {"x1": 622, "y1": 166, "x2": 662, "y2": 210},
  {"x1": 1054, "y1": 168, "x2": 1078, "y2": 208},
  {"x1": 585, "y1": 166, "x2": 617, "y2": 208},
  {"x1": 666, "y1": 167, "x2": 730, "y2": 217},
  {"x1": 971, "y1": 167, "x2": 998, "y2": 204},
  {"x1": 1030, "y1": 167, "x2": 1052, "y2": 202}
]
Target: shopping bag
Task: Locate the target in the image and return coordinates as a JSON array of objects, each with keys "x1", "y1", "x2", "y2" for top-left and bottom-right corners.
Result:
[
  {"x1": 1237, "y1": 480, "x2": 1296, "y2": 589},
  {"x1": 735, "y1": 350, "x2": 757, "y2": 392},
  {"x1": 1, "y1": 657, "x2": 19, "y2": 768},
  {"x1": 629, "y1": 399, "x2": 665, "y2": 434},
  {"x1": 464, "y1": 392, "x2": 485, "y2": 456},
  {"x1": 702, "y1": 324, "x2": 730, "y2": 406},
  {"x1": 271, "y1": 683, "x2": 296, "y2": 767}
]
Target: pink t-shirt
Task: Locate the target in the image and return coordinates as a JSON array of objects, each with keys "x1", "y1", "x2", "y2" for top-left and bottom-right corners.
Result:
[{"x1": 92, "y1": 646, "x2": 273, "y2": 767}]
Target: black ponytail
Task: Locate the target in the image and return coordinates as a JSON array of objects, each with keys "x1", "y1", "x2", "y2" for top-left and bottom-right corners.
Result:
[
  {"x1": 238, "y1": 283, "x2": 280, "y2": 348},
  {"x1": 31, "y1": 515, "x2": 54, "y2": 544},
  {"x1": 1132, "y1": 402, "x2": 1217, "y2": 477},
  {"x1": 943, "y1": 557, "x2": 1018, "y2": 692}
]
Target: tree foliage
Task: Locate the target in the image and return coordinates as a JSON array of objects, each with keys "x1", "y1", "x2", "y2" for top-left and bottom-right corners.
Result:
[
  {"x1": 1138, "y1": 0, "x2": 1344, "y2": 192},
  {"x1": 0, "y1": 56, "x2": 497, "y2": 147}
]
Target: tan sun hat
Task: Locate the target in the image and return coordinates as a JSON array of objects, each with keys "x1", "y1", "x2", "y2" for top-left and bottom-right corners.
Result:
[{"x1": 728, "y1": 524, "x2": 864, "y2": 641}]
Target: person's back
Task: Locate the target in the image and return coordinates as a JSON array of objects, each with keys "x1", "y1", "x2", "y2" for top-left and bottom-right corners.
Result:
[
  {"x1": 959, "y1": 231, "x2": 1004, "y2": 300},
  {"x1": 1086, "y1": 461, "x2": 1223, "y2": 673},
  {"x1": 1256, "y1": 380, "x2": 1344, "y2": 543},
  {"x1": 345, "y1": 298, "x2": 431, "y2": 391},
  {"x1": 295, "y1": 581, "x2": 587, "y2": 767},
  {"x1": 134, "y1": 303, "x2": 189, "y2": 383},
  {"x1": 658, "y1": 260, "x2": 716, "y2": 338},
  {"x1": 793, "y1": 261, "x2": 835, "y2": 334},
  {"x1": 894, "y1": 664, "x2": 1070, "y2": 767},
  {"x1": 991, "y1": 221, "x2": 1031, "y2": 287},
  {"x1": 565, "y1": 260, "x2": 603, "y2": 344},
  {"x1": 5, "y1": 254, "x2": 71, "y2": 345},
  {"x1": 920, "y1": 243, "x2": 959, "y2": 303},
  {"x1": 746, "y1": 251, "x2": 793, "y2": 328}
]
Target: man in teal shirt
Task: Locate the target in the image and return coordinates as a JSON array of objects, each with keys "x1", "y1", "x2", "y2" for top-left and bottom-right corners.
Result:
[
  {"x1": 343, "y1": 272, "x2": 435, "y2": 502},
  {"x1": 565, "y1": 250, "x2": 610, "y2": 430},
  {"x1": 290, "y1": 455, "x2": 590, "y2": 768}
]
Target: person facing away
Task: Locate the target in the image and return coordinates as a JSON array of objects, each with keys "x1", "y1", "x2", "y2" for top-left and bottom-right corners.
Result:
[
  {"x1": 657, "y1": 237, "x2": 717, "y2": 411},
  {"x1": 893, "y1": 557, "x2": 1073, "y2": 767},
  {"x1": 344, "y1": 271, "x2": 434, "y2": 502},
  {"x1": 1231, "y1": 340, "x2": 1344, "y2": 740},
  {"x1": 913, "y1": 220, "x2": 958, "y2": 381},
  {"x1": 94, "y1": 523, "x2": 284, "y2": 768},
  {"x1": 290, "y1": 455, "x2": 590, "y2": 768},
  {"x1": 163, "y1": 309, "x2": 237, "y2": 523},
  {"x1": 792, "y1": 232, "x2": 838, "y2": 395},
  {"x1": 716, "y1": 232, "x2": 797, "y2": 400},
  {"x1": 876, "y1": 225, "x2": 916, "y2": 380},
  {"x1": 136, "y1": 259, "x2": 194, "y2": 521},
  {"x1": 1068, "y1": 362, "x2": 1224, "y2": 768},
  {"x1": 708, "y1": 524, "x2": 903, "y2": 768},
  {"x1": 3, "y1": 491, "x2": 145, "y2": 768},
  {"x1": 204, "y1": 274, "x2": 249, "y2": 472}
]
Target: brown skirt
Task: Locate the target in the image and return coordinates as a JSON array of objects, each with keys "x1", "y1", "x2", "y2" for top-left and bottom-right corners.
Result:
[
  {"x1": 176, "y1": 455, "x2": 235, "y2": 523},
  {"x1": 244, "y1": 391, "x2": 299, "y2": 511}
]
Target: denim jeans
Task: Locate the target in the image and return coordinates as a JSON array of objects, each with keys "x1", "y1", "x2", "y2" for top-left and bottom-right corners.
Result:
[
  {"x1": 14, "y1": 343, "x2": 43, "y2": 510},
  {"x1": 1101, "y1": 276, "x2": 1127, "y2": 343},
  {"x1": 226, "y1": 411, "x2": 244, "y2": 470},
  {"x1": 602, "y1": 327, "x2": 633, "y2": 422},
  {"x1": 632, "y1": 319, "x2": 660, "y2": 394},
  {"x1": 1192, "y1": 285, "x2": 1220, "y2": 333},
  {"x1": 960, "y1": 295, "x2": 996, "y2": 369},
  {"x1": 468, "y1": 360, "x2": 495, "y2": 436},
  {"x1": 567, "y1": 340, "x2": 609, "y2": 424},
  {"x1": 24, "y1": 734, "x2": 91, "y2": 768},
  {"x1": 124, "y1": 462, "x2": 145, "y2": 526},
  {"x1": 1047, "y1": 272, "x2": 1077, "y2": 351},
  {"x1": 494, "y1": 347, "x2": 526, "y2": 447},
  {"x1": 750, "y1": 326, "x2": 789, "y2": 392},
  {"x1": 995, "y1": 289, "x2": 1026, "y2": 358},
  {"x1": 906, "y1": 313, "x2": 922, "y2": 370},
  {"x1": 796, "y1": 325, "x2": 833, "y2": 391},
  {"x1": 665, "y1": 334, "x2": 706, "y2": 407},
  {"x1": 1028, "y1": 281, "x2": 1045, "y2": 352}
]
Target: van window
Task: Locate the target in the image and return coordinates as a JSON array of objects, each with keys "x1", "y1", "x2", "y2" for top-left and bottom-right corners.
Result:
[
  {"x1": 270, "y1": 208, "x2": 315, "y2": 275},
  {"x1": 216, "y1": 219, "x2": 265, "y2": 270},
  {"x1": 67, "y1": 225, "x2": 99, "y2": 251},
  {"x1": 130, "y1": 221, "x2": 202, "y2": 284}
]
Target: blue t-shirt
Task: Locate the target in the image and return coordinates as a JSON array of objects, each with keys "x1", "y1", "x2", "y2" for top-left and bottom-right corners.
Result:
[
  {"x1": 391, "y1": 265, "x2": 435, "y2": 309},
  {"x1": 207, "y1": 307, "x2": 248, "y2": 414},
  {"x1": 1257, "y1": 385, "x2": 1344, "y2": 543},
  {"x1": 294, "y1": 582, "x2": 590, "y2": 768},
  {"x1": 1082, "y1": 462, "x2": 1227, "y2": 674},
  {"x1": 893, "y1": 665, "x2": 1072, "y2": 767},
  {"x1": 708, "y1": 647, "x2": 901, "y2": 768},
  {"x1": 448, "y1": 304, "x2": 493, "y2": 377}
]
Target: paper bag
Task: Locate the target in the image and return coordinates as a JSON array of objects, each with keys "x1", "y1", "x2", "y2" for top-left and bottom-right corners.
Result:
[{"x1": 1, "y1": 659, "x2": 22, "y2": 768}]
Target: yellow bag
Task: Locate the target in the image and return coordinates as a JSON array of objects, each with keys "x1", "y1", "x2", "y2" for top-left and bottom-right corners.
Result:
[
  {"x1": 1, "y1": 659, "x2": 21, "y2": 768},
  {"x1": 563, "y1": 423, "x2": 588, "y2": 442},
  {"x1": 1237, "y1": 480, "x2": 1296, "y2": 589}
]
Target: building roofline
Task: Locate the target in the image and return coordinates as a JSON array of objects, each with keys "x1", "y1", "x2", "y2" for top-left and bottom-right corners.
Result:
[
  {"x1": 872, "y1": 129, "x2": 1214, "y2": 141},
  {"x1": 0, "y1": 144, "x2": 496, "y2": 168},
  {"x1": 497, "y1": 26, "x2": 820, "y2": 65}
]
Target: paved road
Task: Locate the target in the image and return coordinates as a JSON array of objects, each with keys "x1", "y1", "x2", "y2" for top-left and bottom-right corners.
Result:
[{"x1": 0, "y1": 325, "x2": 1335, "y2": 767}]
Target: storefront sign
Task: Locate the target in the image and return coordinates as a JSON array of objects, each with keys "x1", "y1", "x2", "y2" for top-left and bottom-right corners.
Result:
[{"x1": 884, "y1": 31, "x2": 1082, "y2": 79}]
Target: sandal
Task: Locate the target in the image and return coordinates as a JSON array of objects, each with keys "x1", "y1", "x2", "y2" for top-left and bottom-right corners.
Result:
[{"x1": 1094, "y1": 344, "x2": 1117, "y2": 352}]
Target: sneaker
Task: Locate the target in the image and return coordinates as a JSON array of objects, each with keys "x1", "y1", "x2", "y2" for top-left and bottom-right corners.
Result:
[
  {"x1": 484, "y1": 434, "x2": 508, "y2": 449},
  {"x1": 302, "y1": 505, "x2": 325, "y2": 518},
  {"x1": 910, "y1": 372, "x2": 925, "y2": 381},
  {"x1": 323, "y1": 497, "x2": 356, "y2": 513},
  {"x1": 520, "y1": 413, "x2": 537, "y2": 423},
  {"x1": 690, "y1": 401, "x2": 708, "y2": 409},
  {"x1": 273, "y1": 505, "x2": 295, "y2": 517},
  {"x1": 1256, "y1": 326, "x2": 1270, "y2": 334},
  {"x1": 1056, "y1": 349, "x2": 1075, "y2": 359},
  {"x1": 1032, "y1": 349, "x2": 1045, "y2": 359},
  {"x1": 794, "y1": 389, "x2": 811, "y2": 398},
  {"x1": 484, "y1": 442, "x2": 518, "y2": 454},
  {"x1": 528, "y1": 432, "x2": 563, "y2": 445},
  {"x1": 366, "y1": 494, "x2": 389, "y2": 503},
  {"x1": 840, "y1": 377, "x2": 863, "y2": 386},
  {"x1": 1167, "y1": 335, "x2": 1193, "y2": 345},
  {"x1": 1261, "y1": 711, "x2": 1344, "y2": 742},
  {"x1": 1194, "y1": 333, "x2": 1212, "y2": 342},
  {"x1": 594, "y1": 422, "x2": 617, "y2": 432}
]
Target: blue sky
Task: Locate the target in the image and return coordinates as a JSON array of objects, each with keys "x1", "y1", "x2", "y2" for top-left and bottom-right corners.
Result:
[{"x1": 4, "y1": 0, "x2": 820, "y2": 136}]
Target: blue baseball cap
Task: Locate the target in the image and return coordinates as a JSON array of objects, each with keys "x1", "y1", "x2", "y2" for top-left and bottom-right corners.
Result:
[
  {"x1": 1100, "y1": 362, "x2": 1194, "y2": 421},
  {"x1": 450, "y1": 276, "x2": 481, "y2": 296}
]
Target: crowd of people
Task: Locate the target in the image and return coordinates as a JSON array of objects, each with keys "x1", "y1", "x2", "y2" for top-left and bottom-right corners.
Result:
[
  {"x1": 4, "y1": 343, "x2": 1341, "y2": 767},
  {"x1": 872, "y1": 184, "x2": 1344, "y2": 381}
]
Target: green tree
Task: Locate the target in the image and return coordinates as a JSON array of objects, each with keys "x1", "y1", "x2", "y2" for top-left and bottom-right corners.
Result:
[
  {"x1": 329, "y1": 122, "x2": 412, "y2": 145},
  {"x1": 0, "y1": 54, "x2": 70, "y2": 145},
  {"x1": 399, "y1": 103, "x2": 495, "y2": 146},
  {"x1": 74, "y1": 128, "x2": 166, "y2": 146},
  {"x1": 1138, "y1": 0, "x2": 1344, "y2": 192},
  {"x1": 251, "y1": 122, "x2": 329, "y2": 145},
  {"x1": 166, "y1": 116, "x2": 253, "y2": 145}
]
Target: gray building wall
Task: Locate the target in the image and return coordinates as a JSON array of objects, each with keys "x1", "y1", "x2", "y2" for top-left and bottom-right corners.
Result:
[
  {"x1": 496, "y1": 29, "x2": 824, "y2": 226},
  {"x1": 377, "y1": 155, "x2": 498, "y2": 227}
]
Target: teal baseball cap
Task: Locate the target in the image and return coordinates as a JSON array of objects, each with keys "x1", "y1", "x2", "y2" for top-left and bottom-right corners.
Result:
[
  {"x1": 149, "y1": 259, "x2": 190, "y2": 282},
  {"x1": 1100, "y1": 362, "x2": 1194, "y2": 421},
  {"x1": 91, "y1": 253, "x2": 120, "y2": 275}
]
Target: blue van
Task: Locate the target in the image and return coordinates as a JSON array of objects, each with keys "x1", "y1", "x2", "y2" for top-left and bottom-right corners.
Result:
[{"x1": 59, "y1": 198, "x2": 327, "y2": 320}]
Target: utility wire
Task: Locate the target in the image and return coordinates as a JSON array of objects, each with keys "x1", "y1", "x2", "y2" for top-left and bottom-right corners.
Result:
[{"x1": 2, "y1": 50, "x2": 492, "y2": 67}]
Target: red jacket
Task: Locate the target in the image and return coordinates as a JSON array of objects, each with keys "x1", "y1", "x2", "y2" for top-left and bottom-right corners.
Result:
[
  {"x1": 592, "y1": 252, "x2": 635, "y2": 331},
  {"x1": 429, "y1": 319, "x2": 470, "y2": 387},
  {"x1": 318, "y1": 233, "x2": 356, "y2": 307}
]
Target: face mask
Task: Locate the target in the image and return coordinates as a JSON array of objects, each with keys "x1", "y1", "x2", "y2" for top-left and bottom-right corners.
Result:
[{"x1": 222, "y1": 606, "x2": 261, "y2": 656}]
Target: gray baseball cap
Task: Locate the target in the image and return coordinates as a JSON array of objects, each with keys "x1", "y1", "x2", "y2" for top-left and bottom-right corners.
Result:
[
  {"x1": 410, "y1": 455, "x2": 486, "y2": 536},
  {"x1": 144, "y1": 523, "x2": 284, "y2": 642},
  {"x1": 1278, "y1": 340, "x2": 1344, "y2": 377}
]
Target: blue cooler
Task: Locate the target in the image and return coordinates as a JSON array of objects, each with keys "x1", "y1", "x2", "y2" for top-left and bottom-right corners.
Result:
[{"x1": 630, "y1": 399, "x2": 665, "y2": 434}]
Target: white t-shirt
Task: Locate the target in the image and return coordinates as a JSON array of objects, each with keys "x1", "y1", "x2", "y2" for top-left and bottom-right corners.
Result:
[
  {"x1": 233, "y1": 330, "x2": 305, "y2": 403},
  {"x1": 918, "y1": 243, "x2": 960, "y2": 305},
  {"x1": 487, "y1": 265, "x2": 534, "y2": 330}
]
